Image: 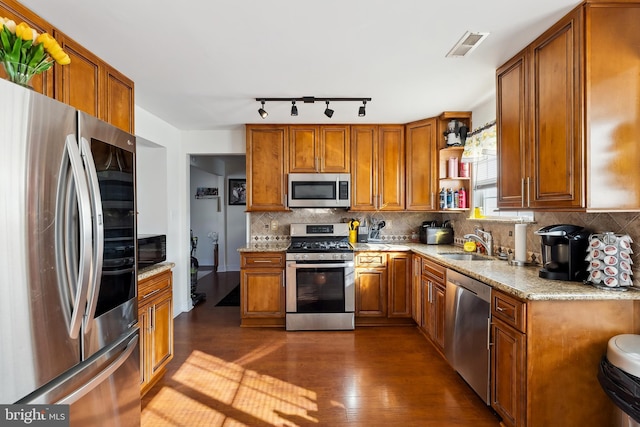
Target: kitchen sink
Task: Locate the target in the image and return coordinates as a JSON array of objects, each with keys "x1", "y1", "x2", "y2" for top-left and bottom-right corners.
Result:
[
  {"x1": 438, "y1": 252, "x2": 493, "y2": 261},
  {"x1": 359, "y1": 243, "x2": 411, "y2": 251}
]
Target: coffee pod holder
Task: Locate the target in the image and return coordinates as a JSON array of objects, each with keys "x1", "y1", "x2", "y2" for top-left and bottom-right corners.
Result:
[{"x1": 584, "y1": 232, "x2": 633, "y2": 291}]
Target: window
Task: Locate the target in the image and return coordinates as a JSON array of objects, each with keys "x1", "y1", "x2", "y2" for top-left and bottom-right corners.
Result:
[{"x1": 472, "y1": 154, "x2": 533, "y2": 220}]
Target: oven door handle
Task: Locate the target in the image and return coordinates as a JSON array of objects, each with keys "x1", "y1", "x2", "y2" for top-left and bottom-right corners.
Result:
[{"x1": 288, "y1": 262, "x2": 354, "y2": 269}]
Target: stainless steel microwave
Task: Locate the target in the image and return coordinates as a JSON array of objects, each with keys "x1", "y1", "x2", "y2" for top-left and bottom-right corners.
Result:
[{"x1": 288, "y1": 173, "x2": 351, "y2": 208}]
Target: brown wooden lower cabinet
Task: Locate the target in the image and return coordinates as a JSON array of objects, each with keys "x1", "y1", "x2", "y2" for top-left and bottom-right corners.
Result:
[
  {"x1": 411, "y1": 255, "x2": 423, "y2": 326},
  {"x1": 139, "y1": 269, "x2": 174, "y2": 397},
  {"x1": 491, "y1": 317, "x2": 525, "y2": 427},
  {"x1": 355, "y1": 251, "x2": 412, "y2": 325},
  {"x1": 490, "y1": 289, "x2": 640, "y2": 427},
  {"x1": 418, "y1": 257, "x2": 446, "y2": 353},
  {"x1": 240, "y1": 252, "x2": 286, "y2": 327}
]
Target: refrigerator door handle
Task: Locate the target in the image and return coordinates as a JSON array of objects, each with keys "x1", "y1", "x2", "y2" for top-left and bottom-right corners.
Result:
[
  {"x1": 79, "y1": 136, "x2": 104, "y2": 331},
  {"x1": 55, "y1": 333, "x2": 138, "y2": 405},
  {"x1": 60, "y1": 135, "x2": 93, "y2": 339}
]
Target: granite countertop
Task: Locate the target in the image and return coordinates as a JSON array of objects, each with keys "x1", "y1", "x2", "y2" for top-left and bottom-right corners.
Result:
[
  {"x1": 235, "y1": 241, "x2": 640, "y2": 301},
  {"x1": 403, "y1": 243, "x2": 640, "y2": 302},
  {"x1": 138, "y1": 262, "x2": 175, "y2": 280}
]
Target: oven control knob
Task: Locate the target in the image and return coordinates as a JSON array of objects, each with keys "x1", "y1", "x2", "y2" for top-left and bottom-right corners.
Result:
[{"x1": 333, "y1": 253, "x2": 342, "y2": 260}]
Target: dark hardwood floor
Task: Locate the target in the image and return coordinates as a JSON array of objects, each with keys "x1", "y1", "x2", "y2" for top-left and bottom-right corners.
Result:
[{"x1": 141, "y1": 270, "x2": 501, "y2": 426}]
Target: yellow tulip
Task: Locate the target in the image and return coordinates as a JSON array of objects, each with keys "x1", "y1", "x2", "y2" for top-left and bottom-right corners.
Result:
[
  {"x1": 51, "y1": 49, "x2": 65, "y2": 61},
  {"x1": 56, "y1": 53, "x2": 70, "y2": 65},
  {"x1": 38, "y1": 33, "x2": 57, "y2": 50},
  {"x1": 15, "y1": 22, "x2": 33, "y2": 40},
  {"x1": 47, "y1": 43, "x2": 62, "y2": 56}
]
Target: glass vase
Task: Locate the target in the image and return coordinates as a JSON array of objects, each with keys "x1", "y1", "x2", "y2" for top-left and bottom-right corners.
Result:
[{"x1": 1, "y1": 61, "x2": 38, "y2": 88}]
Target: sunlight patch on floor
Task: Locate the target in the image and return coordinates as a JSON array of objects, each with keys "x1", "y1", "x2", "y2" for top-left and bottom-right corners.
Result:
[{"x1": 142, "y1": 350, "x2": 319, "y2": 426}]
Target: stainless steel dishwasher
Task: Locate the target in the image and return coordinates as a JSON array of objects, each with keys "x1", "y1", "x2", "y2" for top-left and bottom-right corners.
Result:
[{"x1": 445, "y1": 269, "x2": 492, "y2": 404}]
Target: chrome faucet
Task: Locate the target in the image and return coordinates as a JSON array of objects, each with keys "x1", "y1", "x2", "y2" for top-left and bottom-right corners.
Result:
[{"x1": 463, "y1": 228, "x2": 493, "y2": 256}]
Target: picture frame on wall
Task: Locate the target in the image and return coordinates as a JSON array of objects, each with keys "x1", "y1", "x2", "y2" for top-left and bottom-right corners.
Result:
[
  {"x1": 228, "y1": 179, "x2": 246, "y2": 205},
  {"x1": 195, "y1": 187, "x2": 218, "y2": 199}
]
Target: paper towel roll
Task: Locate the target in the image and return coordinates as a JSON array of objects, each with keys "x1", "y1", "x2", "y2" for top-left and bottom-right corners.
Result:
[{"x1": 515, "y1": 223, "x2": 527, "y2": 262}]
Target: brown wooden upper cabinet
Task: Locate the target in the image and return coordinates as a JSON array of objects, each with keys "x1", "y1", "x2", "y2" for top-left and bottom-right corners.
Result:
[
  {"x1": 405, "y1": 118, "x2": 438, "y2": 211},
  {"x1": 497, "y1": 8, "x2": 583, "y2": 210},
  {"x1": 351, "y1": 125, "x2": 405, "y2": 211},
  {"x1": 246, "y1": 125, "x2": 289, "y2": 212},
  {"x1": 497, "y1": 3, "x2": 640, "y2": 211},
  {"x1": 0, "y1": 0, "x2": 135, "y2": 134},
  {"x1": 289, "y1": 125, "x2": 350, "y2": 173},
  {"x1": 54, "y1": 30, "x2": 135, "y2": 134}
]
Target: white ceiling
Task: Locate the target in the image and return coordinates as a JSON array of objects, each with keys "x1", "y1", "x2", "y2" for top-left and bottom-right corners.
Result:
[{"x1": 20, "y1": 0, "x2": 581, "y2": 131}]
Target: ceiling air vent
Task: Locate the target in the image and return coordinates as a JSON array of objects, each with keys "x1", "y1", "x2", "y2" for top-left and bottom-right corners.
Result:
[{"x1": 446, "y1": 31, "x2": 490, "y2": 58}]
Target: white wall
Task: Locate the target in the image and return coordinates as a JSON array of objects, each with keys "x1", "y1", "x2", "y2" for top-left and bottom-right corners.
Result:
[
  {"x1": 471, "y1": 92, "x2": 497, "y2": 127},
  {"x1": 134, "y1": 106, "x2": 188, "y2": 316},
  {"x1": 137, "y1": 137, "x2": 168, "y2": 234},
  {"x1": 225, "y1": 174, "x2": 246, "y2": 271}
]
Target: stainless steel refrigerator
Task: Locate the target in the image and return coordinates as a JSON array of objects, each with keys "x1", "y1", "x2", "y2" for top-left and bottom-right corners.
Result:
[{"x1": 0, "y1": 77, "x2": 140, "y2": 425}]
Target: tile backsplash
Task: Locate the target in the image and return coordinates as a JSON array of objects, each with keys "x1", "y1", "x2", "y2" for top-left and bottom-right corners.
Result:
[
  {"x1": 250, "y1": 209, "x2": 445, "y2": 243},
  {"x1": 249, "y1": 209, "x2": 640, "y2": 279}
]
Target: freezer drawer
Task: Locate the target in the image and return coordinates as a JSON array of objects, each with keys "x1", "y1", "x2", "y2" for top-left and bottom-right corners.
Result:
[{"x1": 19, "y1": 328, "x2": 140, "y2": 426}]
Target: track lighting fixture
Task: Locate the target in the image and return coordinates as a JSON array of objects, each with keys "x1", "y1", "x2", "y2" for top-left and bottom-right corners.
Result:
[
  {"x1": 258, "y1": 100, "x2": 268, "y2": 119},
  {"x1": 358, "y1": 100, "x2": 367, "y2": 117},
  {"x1": 254, "y1": 96, "x2": 371, "y2": 118},
  {"x1": 324, "y1": 100, "x2": 334, "y2": 118}
]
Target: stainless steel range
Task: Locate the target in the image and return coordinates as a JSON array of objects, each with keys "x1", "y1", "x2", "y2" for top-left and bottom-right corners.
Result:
[{"x1": 285, "y1": 223, "x2": 355, "y2": 331}]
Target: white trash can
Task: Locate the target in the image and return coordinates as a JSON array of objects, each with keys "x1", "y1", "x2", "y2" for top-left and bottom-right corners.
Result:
[{"x1": 599, "y1": 334, "x2": 640, "y2": 427}]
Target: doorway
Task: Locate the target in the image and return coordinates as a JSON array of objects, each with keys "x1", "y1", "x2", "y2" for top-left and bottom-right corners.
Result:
[{"x1": 189, "y1": 155, "x2": 246, "y2": 275}]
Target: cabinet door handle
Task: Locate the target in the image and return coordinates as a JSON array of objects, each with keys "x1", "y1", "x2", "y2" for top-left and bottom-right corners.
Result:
[
  {"x1": 521, "y1": 178, "x2": 525, "y2": 206},
  {"x1": 142, "y1": 288, "x2": 161, "y2": 299},
  {"x1": 496, "y1": 306, "x2": 505, "y2": 312},
  {"x1": 526, "y1": 176, "x2": 531, "y2": 207},
  {"x1": 147, "y1": 307, "x2": 153, "y2": 332}
]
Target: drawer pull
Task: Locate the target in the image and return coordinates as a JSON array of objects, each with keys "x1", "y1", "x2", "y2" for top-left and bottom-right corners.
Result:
[
  {"x1": 496, "y1": 306, "x2": 505, "y2": 312},
  {"x1": 253, "y1": 260, "x2": 273, "y2": 263},
  {"x1": 142, "y1": 288, "x2": 161, "y2": 299}
]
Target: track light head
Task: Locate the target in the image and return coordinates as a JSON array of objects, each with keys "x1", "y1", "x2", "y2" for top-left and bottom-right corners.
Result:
[
  {"x1": 290, "y1": 101, "x2": 298, "y2": 117},
  {"x1": 324, "y1": 100, "x2": 334, "y2": 118},
  {"x1": 258, "y1": 100, "x2": 268, "y2": 119},
  {"x1": 358, "y1": 100, "x2": 367, "y2": 117}
]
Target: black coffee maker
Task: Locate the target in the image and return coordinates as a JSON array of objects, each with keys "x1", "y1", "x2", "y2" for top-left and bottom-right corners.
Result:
[{"x1": 535, "y1": 224, "x2": 590, "y2": 281}]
